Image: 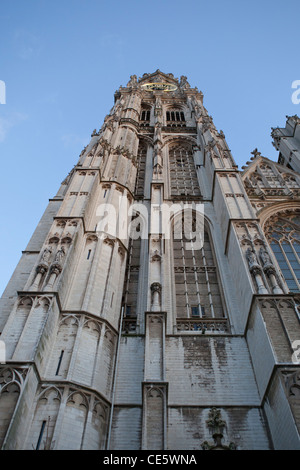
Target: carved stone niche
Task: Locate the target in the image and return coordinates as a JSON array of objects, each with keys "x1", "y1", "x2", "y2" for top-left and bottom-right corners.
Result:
[
  {"x1": 239, "y1": 221, "x2": 283, "y2": 295},
  {"x1": 150, "y1": 250, "x2": 161, "y2": 263},
  {"x1": 115, "y1": 185, "x2": 124, "y2": 194},
  {"x1": 281, "y1": 369, "x2": 300, "y2": 435},
  {"x1": 61, "y1": 236, "x2": 72, "y2": 245},
  {"x1": 68, "y1": 220, "x2": 78, "y2": 227},
  {"x1": 142, "y1": 381, "x2": 168, "y2": 450},
  {"x1": 48, "y1": 236, "x2": 60, "y2": 245},
  {"x1": 56, "y1": 220, "x2": 66, "y2": 228},
  {"x1": 281, "y1": 369, "x2": 300, "y2": 400},
  {"x1": 103, "y1": 236, "x2": 115, "y2": 248},
  {"x1": 245, "y1": 247, "x2": 268, "y2": 294},
  {"x1": 29, "y1": 246, "x2": 53, "y2": 291},
  {"x1": 258, "y1": 246, "x2": 283, "y2": 294}
]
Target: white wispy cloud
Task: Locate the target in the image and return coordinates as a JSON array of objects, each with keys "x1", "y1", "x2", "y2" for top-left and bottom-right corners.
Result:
[
  {"x1": 61, "y1": 133, "x2": 87, "y2": 149},
  {"x1": 0, "y1": 112, "x2": 28, "y2": 142},
  {"x1": 13, "y1": 30, "x2": 42, "y2": 60}
]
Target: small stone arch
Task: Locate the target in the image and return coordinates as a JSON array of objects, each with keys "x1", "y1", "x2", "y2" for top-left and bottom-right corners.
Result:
[
  {"x1": 162, "y1": 135, "x2": 197, "y2": 150},
  {"x1": 66, "y1": 390, "x2": 89, "y2": 410},
  {"x1": 82, "y1": 318, "x2": 102, "y2": 336},
  {"x1": 37, "y1": 385, "x2": 63, "y2": 404},
  {"x1": 17, "y1": 296, "x2": 33, "y2": 309}
]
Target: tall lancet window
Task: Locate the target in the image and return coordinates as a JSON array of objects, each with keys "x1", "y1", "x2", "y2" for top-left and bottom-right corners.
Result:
[
  {"x1": 166, "y1": 110, "x2": 186, "y2": 127},
  {"x1": 169, "y1": 143, "x2": 201, "y2": 197},
  {"x1": 140, "y1": 104, "x2": 151, "y2": 127},
  {"x1": 265, "y1": 211, "x2": 300, "y2": 293},
  {"x1": 173, "y1": 212, "x2": 225, "y2": 325},
  {"x1": 121, "y1": 237, "x2": 141, "y2": 332},
  {"x1": 121, "y1": 211, "x2": 147, "y2": 333},
  {"x1": 135, "y1": 141, "x2": 147, "y2": 198}
]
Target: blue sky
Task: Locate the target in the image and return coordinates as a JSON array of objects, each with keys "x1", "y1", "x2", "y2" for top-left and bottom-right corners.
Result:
[{"x1": 0, "y1": 0, "x2": 299, "y2": 295}]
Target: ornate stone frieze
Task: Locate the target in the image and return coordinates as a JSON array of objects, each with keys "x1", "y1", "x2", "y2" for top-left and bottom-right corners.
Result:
[{"x1": 176, "y1": 318, "x2": 229, "y2": 334}]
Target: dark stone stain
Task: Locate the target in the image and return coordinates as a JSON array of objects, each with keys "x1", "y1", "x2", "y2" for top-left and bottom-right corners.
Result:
[{"x1": 182, "y1": 336, "x2": 212, "y2": 369}]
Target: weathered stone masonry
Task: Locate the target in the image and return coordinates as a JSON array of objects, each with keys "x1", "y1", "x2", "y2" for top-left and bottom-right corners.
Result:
[{"x1": 0, "y1": 72, "x2": 300, "y2": 450}]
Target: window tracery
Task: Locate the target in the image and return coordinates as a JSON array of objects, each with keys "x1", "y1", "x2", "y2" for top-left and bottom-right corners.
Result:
[
  {"x1": 166, "y1": 110, "x2": 185, "y2": 127},
  {"x1": 135, "y1": 141, "x2": 147, "y2": 197},
  {"x1": 140, "y1": 110, "x2": 150, "y2": 121},
  {"x1": 169, "y1": 143, "x2": 201, "y2": 198},
  {"x1": 140, "y1": 104, "x2": 151, "y2": 127},
  {"x1": 173, "y1": 214, "x2": 225, "y2": 323},
  {"x1": 265, "y1": 211, "x2": 300, "y2": 292}
]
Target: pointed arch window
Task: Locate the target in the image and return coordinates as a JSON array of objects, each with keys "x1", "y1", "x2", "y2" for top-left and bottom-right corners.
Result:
[
  {"x1": 135, "y1": 141, "x2": 147, "y2": 197},
  {"x1": 172, "y1": 212, "x2": 228, "y2": 333},
  {"x1": 166, "y1": 109, "x2": 185, "y2": 127},
  {"x1": 169, "y1": 143, "x2": 201, "y2": 197},
  {"x1": 166, "y1": 111, "x2": 185, "y2": 122},
  {"x1": 265, "y1": 211, "x2": 300, "y2": 292},
  {"x1": 140, "y1": 105, "x2": 151, "y2": 127},
  {"x1": 121, "y1": 210, "x2": 147, "y2": 333},
  {"x1": 141, "y1": 110, "x2": 150, "y2": 121}
]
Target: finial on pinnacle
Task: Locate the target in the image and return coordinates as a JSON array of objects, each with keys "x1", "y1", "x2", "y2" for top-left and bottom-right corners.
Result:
[{"x1": 250, "y1": 148, "x2": 262, "y2": 160}]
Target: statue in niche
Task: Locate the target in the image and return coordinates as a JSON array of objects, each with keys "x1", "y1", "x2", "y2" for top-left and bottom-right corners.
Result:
[
  {"x1": 54, "y1": 246, "x2": 65, "y2": 264},
  {"x1": 41, "y1": 247, "x2": 52, "y2": 264},
  {"x1": 259, "y1": 247, "x2": 272, "y2": 266},
  {"x1": 245, "y1": 247, "x2": 258, "y2": 267},
  {"x1": 154, "y1": 122, "x2": 162, "y2": 144},
  {"x1": 155, "y1": 96, "x2": 162, "y2": 109}
]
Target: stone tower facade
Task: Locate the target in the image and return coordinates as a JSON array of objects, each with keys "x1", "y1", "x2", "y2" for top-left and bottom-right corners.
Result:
[{"x1": 0, "y1": 71, "x2": 300, "y2": 450}]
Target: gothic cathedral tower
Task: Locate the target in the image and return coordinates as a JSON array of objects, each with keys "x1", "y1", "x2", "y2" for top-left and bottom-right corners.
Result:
[{"x1": 0, "y1": 71, "x2": 299, "y2": 450}]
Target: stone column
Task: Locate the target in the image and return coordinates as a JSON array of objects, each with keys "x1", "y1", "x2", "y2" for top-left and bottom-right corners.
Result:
[
  {"x1": 44, "y1": 264, "x2": 62, "y2": 291},
  {"x1": 246, "y1": 248, "x2": 268, "y2": 294},
  {"x1": 150, "y1": 282, "x2": 162, "y2": 311},
  {"x1": 259, "y1": 246, "x2": 283, "y2": 294},
  {"x1": 142, "y1": 311, "x2": 167, "y2": 450},
  {"x1": 30, "y1": 263, "x2": 48, "y2": 291}
]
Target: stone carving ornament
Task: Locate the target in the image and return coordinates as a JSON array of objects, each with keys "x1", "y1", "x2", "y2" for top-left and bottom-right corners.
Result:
[
  {"x1": 201, "y1": 408, "x2": 237, "y2": 450},
  {"x1": 150, "y1": 282, "x2": 162, "y2": 311}
]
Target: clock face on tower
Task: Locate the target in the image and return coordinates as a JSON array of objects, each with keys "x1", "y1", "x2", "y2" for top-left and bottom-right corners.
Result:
[{"x1": 141, "y1": 82, "x2": 177, "y2": 92}]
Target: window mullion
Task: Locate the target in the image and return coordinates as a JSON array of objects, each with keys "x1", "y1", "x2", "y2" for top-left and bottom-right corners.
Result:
[{"x1": 281, "y1": 241, "x2": 300, "y2": 291}]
